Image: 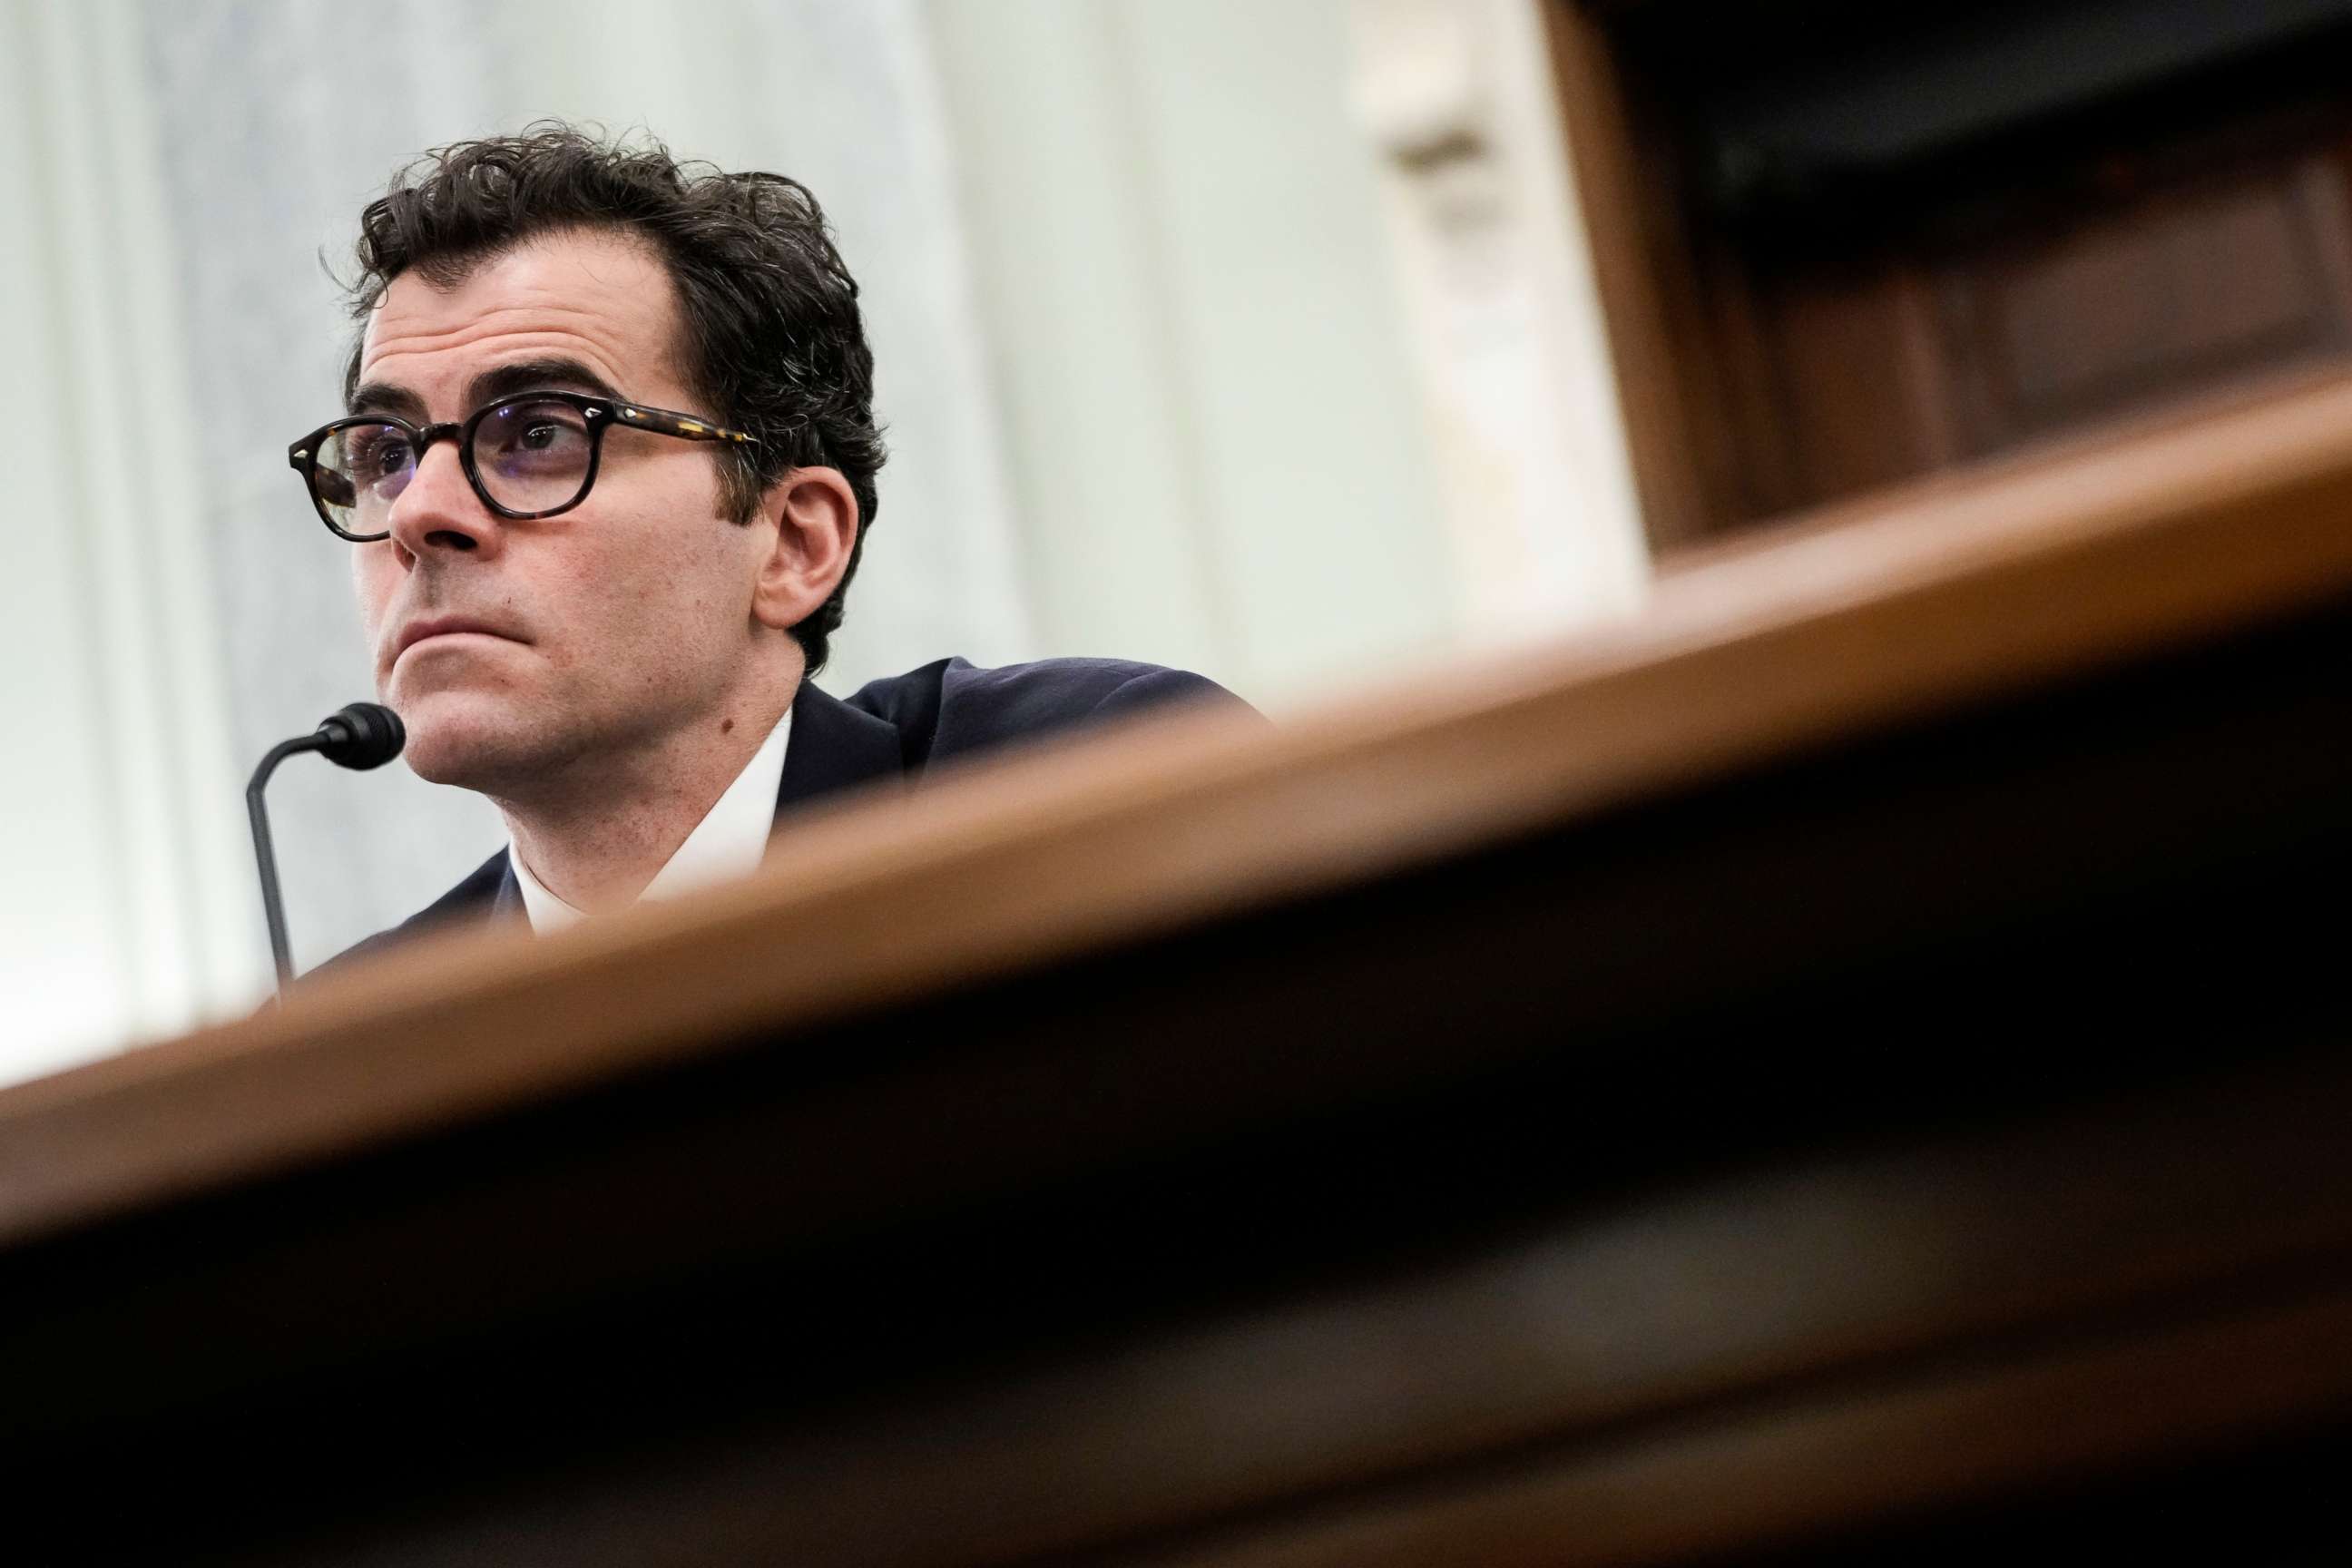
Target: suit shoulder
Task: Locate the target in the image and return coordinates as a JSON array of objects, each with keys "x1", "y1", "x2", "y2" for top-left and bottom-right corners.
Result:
[
  {"x1": 309, "y1": 848, "x2": 511, "y2": 980},
  {"x1": 949, "y1": 655, "x2": 1246, "y2": 716},
  {"x1": 843, "y1": 656, "x2": 1255, "y2": 767}
]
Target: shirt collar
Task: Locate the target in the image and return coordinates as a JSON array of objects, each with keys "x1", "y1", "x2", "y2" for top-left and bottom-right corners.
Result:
[{"x1": 511, "y1": 705, "x2": 794, "y2": 935}]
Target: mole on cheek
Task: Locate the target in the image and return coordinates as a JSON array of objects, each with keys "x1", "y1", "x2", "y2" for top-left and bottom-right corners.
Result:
[{"x1": 721, "y1": 718, "x2": 735, "y2": 734}]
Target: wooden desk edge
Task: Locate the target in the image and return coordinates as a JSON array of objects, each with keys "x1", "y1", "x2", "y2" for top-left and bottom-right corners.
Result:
[{"x1": 8, "y1": 372, "x2": 2352, "y2": 1245}]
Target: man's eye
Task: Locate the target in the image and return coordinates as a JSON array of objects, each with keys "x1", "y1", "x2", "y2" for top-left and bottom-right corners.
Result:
[
  {"x1": 360, "y1": 435, "x2": 412, "y2": 479},
  {"x1": 483, "y1": 402, "x2": 590, "y2": 462}
]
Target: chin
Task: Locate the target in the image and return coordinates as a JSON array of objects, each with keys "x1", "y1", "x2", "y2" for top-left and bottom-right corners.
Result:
[{"x1": 392, "y1": 690, "x2": 552, "y2": 790}]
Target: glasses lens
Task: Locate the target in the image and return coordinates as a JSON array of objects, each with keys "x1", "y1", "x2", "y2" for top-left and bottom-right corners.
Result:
[
  {"x1": 470, "y1": 397, "x2": 594, "y2": 515},
  {"x1": 314, "y1": 421, "x2": 416, "y2": 538}
]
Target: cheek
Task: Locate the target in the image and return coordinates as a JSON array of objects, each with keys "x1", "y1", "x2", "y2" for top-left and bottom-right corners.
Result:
[
  {"x1": 623, "y1": 558, "x2": 735, "y2": 661},
  {"x1": 351, "y1": 548, "x2": 397, "y2": 632},
  {"x1": 590, "y1": 517, "x2": 753, "y2": 633},
  {"x1": 535, "y1": 540, "x2": 694, "y2": 672}
]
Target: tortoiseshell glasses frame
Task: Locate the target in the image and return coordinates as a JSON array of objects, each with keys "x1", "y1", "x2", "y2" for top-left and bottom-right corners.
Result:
[{"x1": 287, "y1": 390, "x2": 757, "y2": 543}]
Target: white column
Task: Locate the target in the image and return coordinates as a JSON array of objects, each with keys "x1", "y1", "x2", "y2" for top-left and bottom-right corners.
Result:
[
  {"x1": 1351, "y1": 0, "x2": 1653, "y2": 644},
  {"x1": 0, "y1": 0, "x2": 259, "y2": 1081}
]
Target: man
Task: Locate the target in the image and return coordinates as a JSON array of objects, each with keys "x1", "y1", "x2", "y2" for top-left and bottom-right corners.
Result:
[{"x1": 299, "y1": 127, "x2": 1243, "y2": 968}]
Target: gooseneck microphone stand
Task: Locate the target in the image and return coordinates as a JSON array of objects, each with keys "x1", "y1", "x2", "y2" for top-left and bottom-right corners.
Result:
[{"x1": 246, "y1": 702, "x2": 407, "y2": 992}]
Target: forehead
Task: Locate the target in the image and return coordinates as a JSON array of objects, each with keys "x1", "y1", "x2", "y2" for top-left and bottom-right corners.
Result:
[{"x1": 357, "y1": 228, "x2": 684, "y2": 405}]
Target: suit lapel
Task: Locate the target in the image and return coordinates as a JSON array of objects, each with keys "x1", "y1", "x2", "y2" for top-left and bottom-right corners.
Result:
[{"x1": 773, "y1": 679, "x2": 909, "y2": 828}]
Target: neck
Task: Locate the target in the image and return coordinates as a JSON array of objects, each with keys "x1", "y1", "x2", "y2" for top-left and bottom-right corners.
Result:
[{"x1": 495, "y1": 672, "x2": 799, "y2": 915}]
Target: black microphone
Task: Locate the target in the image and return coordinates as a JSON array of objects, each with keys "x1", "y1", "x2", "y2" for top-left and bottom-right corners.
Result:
[
  {"x1": 247, "y1": 703, "x2": 407, "y2": 993},
  {"x1": 314, "y1": 701, "x2": 407, "y2": 770}
]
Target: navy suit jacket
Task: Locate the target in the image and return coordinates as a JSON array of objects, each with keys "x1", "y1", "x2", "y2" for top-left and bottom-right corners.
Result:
[{"x1": 325, "y1": 656, "x2": 1246, "y2": 971}]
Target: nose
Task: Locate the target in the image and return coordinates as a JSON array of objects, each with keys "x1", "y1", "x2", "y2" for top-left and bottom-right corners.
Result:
[{"x1": 384, "y1": 434, "x2": 502, "y2": 561}]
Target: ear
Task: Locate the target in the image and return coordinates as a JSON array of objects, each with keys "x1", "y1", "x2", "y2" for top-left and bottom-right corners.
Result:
[{"x1": 750, "y1": 466, "x2": 859, "y2": 634}]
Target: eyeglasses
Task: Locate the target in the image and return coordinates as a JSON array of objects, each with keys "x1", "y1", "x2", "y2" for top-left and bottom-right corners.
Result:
[{"x1": 288, "y1": 391, "x2": 755, "y2": 542}]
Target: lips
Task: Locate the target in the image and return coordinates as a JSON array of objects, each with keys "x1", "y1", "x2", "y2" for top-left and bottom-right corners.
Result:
[{"x1": 389, "y1": 615, "x2": 524, "y2": 665}]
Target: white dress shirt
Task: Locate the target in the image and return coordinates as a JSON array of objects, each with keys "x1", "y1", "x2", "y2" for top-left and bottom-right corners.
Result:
[{"x1": 511, "y1": 707, "x2": 793, "y2": 935}]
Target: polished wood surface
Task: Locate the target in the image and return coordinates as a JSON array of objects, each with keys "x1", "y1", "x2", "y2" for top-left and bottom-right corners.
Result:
[
  {"x1": 13, "y1": 369, "x2": 2352, "y2": 1247},
  {"x1": 7, "y1": 374, "x2": 2352, "y2": 1563}
]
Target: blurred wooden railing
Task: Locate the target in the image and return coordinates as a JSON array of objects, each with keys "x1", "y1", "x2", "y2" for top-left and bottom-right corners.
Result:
[{"x1": 8, "y1": 373, "x2": 2352, "y2": 1564}]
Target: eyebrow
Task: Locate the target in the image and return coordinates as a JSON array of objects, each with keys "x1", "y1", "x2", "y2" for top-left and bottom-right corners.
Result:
[
  {"x1": 345, "y1": 379, "x2": 427, "y2": 422},
  {"x1": 468, "y1": 358, "x2": 625, "y2": 409},
  {"x1": 346, "y1": 357, "x2": 627, "y2": 420}
]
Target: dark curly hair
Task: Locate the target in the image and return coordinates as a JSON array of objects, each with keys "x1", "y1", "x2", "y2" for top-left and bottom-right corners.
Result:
[{"x1": 341, "y1": 123, "x2": 885, "y2": 675}]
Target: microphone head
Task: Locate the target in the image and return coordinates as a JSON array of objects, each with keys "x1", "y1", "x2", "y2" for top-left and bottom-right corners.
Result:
[{"x1": 315, "y1": 702, "x2": 407, "y2": 770}]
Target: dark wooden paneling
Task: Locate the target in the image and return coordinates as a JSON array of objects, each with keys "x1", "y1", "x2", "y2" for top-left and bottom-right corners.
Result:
[
  {"x1": 1571, "y1": 0, "x2": 2352, "y2": 537},
  {"x1": 10, "y1": 616, "x2": 2352, "y2": 1564},
  {"x1": 1937, "y1": 159, "x2": 2352, "y2": 446}
]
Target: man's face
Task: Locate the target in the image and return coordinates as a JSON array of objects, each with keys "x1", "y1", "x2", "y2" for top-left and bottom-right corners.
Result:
[{"x1": 349, "y1": 228, "x2": 777, "y2": 794}]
